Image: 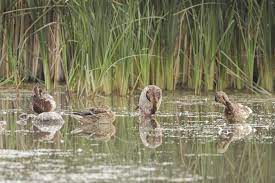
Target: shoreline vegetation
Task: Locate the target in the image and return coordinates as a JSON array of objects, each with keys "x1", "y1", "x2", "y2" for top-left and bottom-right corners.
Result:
[{"x1": 0, "y1": 0, "x2": 274, "y2": 95}]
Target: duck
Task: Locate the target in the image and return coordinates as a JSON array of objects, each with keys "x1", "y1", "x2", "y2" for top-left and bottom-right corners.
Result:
[
  {"x1": 71, "y1": 106, "x2": 116, "y2": 141},
  {"x1": 71, "y1": 106, "x2": 116, "y2": 124},
  {"x1": 215, "y1": 91, "x2": 252, "y2": 123},
  {"x1": 32, "y1": 85, "x2": 56, "y2": 114},
  {"x1": 137, "y1": 85, "x2": 162, "y2": 116}
]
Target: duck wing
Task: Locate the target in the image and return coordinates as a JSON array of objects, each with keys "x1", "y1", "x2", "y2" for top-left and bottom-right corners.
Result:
[
  {"x1": 72, "y1": 111, "x2": 95, "y2": 116},
  {"x1": 88, "y1": 107, "x2": 111, "y2": 114},
  {"x1": 71, "y1": 111, "x2": 100, "y2": 124},
  {"x1": 42, "y1": 93, "x2": 54, "y2": 100},
  {"x1": 236, "y1": 104, "x2": 252, "y2": 119},
  {"x1": 32, "y1": 97, "x2": 53, "y2": 113},
  {"x1": 224, "y1": 103, "x2": 252, "y2": 123}
]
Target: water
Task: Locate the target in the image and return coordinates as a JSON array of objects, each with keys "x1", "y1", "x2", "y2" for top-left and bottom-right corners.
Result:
[{"x1": 0, "y1": 88, "x2": 274, "y2": 182}]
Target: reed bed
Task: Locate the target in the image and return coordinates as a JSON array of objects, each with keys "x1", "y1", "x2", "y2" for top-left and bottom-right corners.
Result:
[{"x1": 0, "y1": 0, "x2": 274, "y2": 95}]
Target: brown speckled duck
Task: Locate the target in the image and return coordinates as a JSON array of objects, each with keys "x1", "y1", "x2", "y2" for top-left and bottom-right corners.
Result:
[
  {"x1": 32, "y1": 86, "x2": 56, "y2": 114},
  {"x1": 137, "y1": 85, "x2": 162, "y2": 116},
  {"x1": 71, "y1": 106, "x2": 116, "y2": 125},
  {"x1": 215, "y1": 91, "x2": 252, "y2": 123},
  {"x1": 71, "y1": 106, "x2": 116, "y2": 141}
]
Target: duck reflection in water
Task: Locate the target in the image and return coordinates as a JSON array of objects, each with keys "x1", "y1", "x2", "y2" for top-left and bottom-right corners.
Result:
[
  {"x1": 217, "y1": 123, "x2": 252, "y2": 153},
  {"x1": 0, "y1": 121, "x2": 6, "y2": 133},
  {"x1": 32, "y1": 112, "x2": 65, "y2": 141},
  {"x1": 71, "y1": 106, "x2": 116, "y2": 141},
  {"x1": 139, "y1": 116, "x2": 162, "y2": 149},
  {"x1": 33, "y1": 126, "x2": 62, "y2": 141}
]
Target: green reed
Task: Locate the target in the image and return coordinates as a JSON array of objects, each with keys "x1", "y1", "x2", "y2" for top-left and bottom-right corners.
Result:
[{"x1": 0, "y1": 0, "x2": 274, "y2": 95}]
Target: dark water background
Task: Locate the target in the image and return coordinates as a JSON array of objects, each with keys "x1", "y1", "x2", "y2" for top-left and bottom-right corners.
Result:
[{"x1": 0, "y1": 87, "x2": 274, "y2": 182}]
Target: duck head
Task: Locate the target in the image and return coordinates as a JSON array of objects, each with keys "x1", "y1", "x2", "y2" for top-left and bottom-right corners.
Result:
[
  {"x1": 215, "y1": 91, "x2": 230, "y2": 106},
  {"x1": 33, "y1": 85, "x2": 43, "y2": 97},
  {"x1": 39, "y1": 88, "x2": 43, "y2": 95},
  {"x1": 33, "y1": 86, "x2": 40, "y2": 96},
  {"x1": 146, "y1": 86, "x2": 162, "y2": 114}
]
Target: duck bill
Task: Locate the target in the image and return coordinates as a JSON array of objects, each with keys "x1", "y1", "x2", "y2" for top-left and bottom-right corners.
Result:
[
  {"x1": 151, "y1": 104, "x2": 157, "y2": 114},
  {"x1": 147, "y1": 93, "x2": 158, "y2": 115},
  {"x1": 214, "y1": 96, "x2": 218, "y2": 102},
  {"x1": 151, "y1": 100, "x2": 157, "y2": 114}
]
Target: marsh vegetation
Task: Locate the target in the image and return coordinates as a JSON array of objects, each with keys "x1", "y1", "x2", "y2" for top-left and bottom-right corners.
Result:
[{"x1": 0, "y1": 0, "x2": 274, "y2": 95}]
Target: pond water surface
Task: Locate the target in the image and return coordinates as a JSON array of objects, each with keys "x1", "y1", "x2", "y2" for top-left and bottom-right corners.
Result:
[{"x1": 0, "y1": 87, "x2": 274, "y2": 183}]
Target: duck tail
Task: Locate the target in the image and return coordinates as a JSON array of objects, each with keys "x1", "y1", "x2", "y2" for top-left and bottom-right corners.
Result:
[{"x1": 70, "y1": 128, "x2": 83, "y2": 135}]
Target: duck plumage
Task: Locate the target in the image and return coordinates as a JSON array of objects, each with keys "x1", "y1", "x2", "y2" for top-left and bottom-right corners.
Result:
[
  {"x1": 32, "y1": 86, "x2": 56, "y2": 114},
  {"x1": 71, "y1": 106, "x2": 116, "y2": 125},
  {"x1": 215, "y1": 91, "x2": 252, "y2": 123},
  {"x1": 71, "y1": 106, "x2": 116, "y2": 140},
  {"x1": 137, "y1": 85, "x2": 162, "y2": 116}
]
